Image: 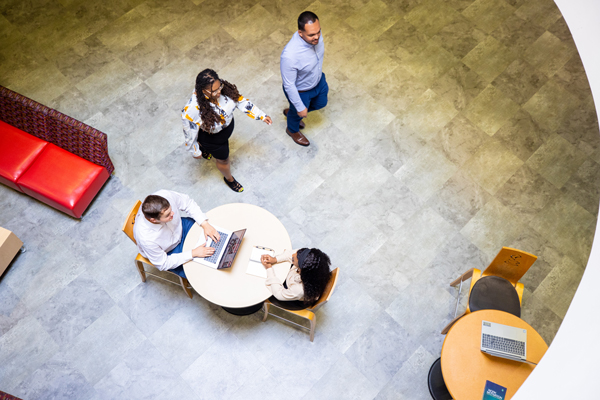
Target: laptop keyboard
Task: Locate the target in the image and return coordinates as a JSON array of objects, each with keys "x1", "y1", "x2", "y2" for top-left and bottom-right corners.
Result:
[
  {"x1": 482, "y1": 333, "x2": 525, "y2": 356},
  {"x1": 204, "y1": 230, "x2": 229, "y2": 263}
]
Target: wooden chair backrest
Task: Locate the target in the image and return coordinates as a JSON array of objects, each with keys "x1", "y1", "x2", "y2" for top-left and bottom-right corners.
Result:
[
  {"x1": 310, "y1": 268, "x2": 339, "y2": 312},
  {"x1": 482, "y1": 247, "x2": 537, "y2": 286},
  {"x1": 122, "y1": 200, "x2": 142, "y2": 245}
]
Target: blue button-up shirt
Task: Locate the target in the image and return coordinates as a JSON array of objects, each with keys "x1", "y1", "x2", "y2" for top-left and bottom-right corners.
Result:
[{"x1": 280, "y1": 31, "x2": 325, "y2": 112}]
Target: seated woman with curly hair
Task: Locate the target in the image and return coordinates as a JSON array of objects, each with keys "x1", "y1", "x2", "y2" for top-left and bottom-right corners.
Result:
[
  {"x1": 182, "y1": 68, "x2": 272, "y2": 192},
  {"x1": 261, "y1": 248, "x2": 332, "y2": 310}
]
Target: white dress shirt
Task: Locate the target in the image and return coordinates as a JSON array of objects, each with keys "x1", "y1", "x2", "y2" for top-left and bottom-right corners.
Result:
[{"x1": 133, "y1": 190, "x2": 207, "y2": 272}]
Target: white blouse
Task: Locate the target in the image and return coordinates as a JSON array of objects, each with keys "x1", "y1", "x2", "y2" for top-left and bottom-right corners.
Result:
[
  {"x1": 265, "y1": 248, "x2": 304, "y2": 301},
  {"x1": 181, "y1": 91, "x2": 267, "y2": 157}
]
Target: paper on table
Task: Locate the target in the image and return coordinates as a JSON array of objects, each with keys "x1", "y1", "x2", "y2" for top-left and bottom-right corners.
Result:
[
  {"x1": 250, "y1": 247, "x2": 274, "y2": 262},
  {"x1": 246, "y1": 261, "x2": 267, "y2": 278},
  {"x1": 246, "y1": 247, "x2": 274, "y2": 278}
]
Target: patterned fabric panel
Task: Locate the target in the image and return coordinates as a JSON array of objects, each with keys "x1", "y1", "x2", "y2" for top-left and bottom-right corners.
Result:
[
  {"x1": 0, "y1": 391, "x2": 23, "y2": 400},
  {"x1": 0, "y1": 97, "x2": 47, "y2": 139},
  {"x1": 0, "y1": 86, "x2": 114, "y2": 174}
]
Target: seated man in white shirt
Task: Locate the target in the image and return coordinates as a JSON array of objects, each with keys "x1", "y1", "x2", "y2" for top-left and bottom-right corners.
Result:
[{"x1": 133, "y1": 189, "x2": 220, "y2": 278}]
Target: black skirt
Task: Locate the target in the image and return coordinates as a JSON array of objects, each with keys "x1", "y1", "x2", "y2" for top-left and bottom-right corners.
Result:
[
  {"x1": 197, "y1": 118, "x2": 235, "y2": 160},
  {"x1": 268, "y1": 296, "x2": 307, "y2": 311},
  {"x1": 267, "y1": 278, "x2": 307, "y2": 310}
]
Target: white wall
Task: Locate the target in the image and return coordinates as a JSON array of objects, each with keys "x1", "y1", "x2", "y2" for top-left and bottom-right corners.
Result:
[{"x1": 513, "y1": 1, "x2": 600, "y2": 398}]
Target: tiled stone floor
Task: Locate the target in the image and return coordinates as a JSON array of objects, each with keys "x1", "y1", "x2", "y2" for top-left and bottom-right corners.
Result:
[{"x1": 1, "y1": 0, "x2": 599, "y2": 398}]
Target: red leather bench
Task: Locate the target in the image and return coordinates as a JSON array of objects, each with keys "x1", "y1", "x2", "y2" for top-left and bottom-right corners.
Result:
[
  {"x1": 0, "y1": 85, "x2": 114, "y2": 219},
  {"x1": 0, "y1": 120, "x2": 47, "y2": 191},
  {"x1": 0, "y1": 120, "x2": 109, "y2": 218}
]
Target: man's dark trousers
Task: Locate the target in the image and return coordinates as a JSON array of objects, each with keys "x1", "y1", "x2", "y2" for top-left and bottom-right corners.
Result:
[
  {"x1": 166, "y1": 217, "x2": 195, "y2": 278},
  {"x1": 284, "y1": 73, "x2": 329, "y2": 133}
]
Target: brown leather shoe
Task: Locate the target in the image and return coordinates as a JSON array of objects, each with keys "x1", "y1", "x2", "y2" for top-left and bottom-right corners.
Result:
[
  {"x1": 286, "y1": 128, "x2": 310, "y2": 146},
  {"x1": 283, "y1": 108, "x2": 305, "y2": 129}
]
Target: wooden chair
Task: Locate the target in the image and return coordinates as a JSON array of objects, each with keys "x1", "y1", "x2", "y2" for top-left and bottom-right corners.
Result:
[
  {"x1": 121, "y1": 200, "x2": 193, "y2": 298},
  {"x1": 441, "y1": 247, "x2": 537, "y2": 334},
  {"x1": 262, "y1": 267, "x2": 339, "y2": 342}
]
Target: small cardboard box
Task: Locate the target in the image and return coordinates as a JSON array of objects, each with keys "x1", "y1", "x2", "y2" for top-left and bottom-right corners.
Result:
[{"x1": 0, "y1": 227, "x2": 22, "y2": 276}]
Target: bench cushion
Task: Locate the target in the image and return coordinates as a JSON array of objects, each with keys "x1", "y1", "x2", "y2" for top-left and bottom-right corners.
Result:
[
  {"x1": 0, "y1": 120, "x2": 48, "y2": 191},
  {"x1": 16, "y1": 143, "x2": 109, "y2": 218}
]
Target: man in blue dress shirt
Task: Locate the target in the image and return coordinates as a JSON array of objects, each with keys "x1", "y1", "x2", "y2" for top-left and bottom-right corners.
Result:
[{"x1": 280, "y1": 11, "x2": 328, "y2": 147}]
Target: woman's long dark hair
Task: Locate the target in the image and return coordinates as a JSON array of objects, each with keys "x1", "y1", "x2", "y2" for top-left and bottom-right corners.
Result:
[
  {"x1": 299, "y1": 248, "x2": 332, "y2": 306},
  {"x1": 195, "y1": 69, "x2": 241, "y2": 132}
]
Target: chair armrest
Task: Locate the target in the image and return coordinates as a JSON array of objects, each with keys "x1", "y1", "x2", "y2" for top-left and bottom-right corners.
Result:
[{"x1": 450, "y1": 268, "x2": 475, "y2": 286}]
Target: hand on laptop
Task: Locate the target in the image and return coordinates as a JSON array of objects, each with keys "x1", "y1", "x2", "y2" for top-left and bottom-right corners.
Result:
[
  {"x1": 192, "y1": 243, "x2": 215, "y2": 258},
  {"x1": 201, "y1": 220, "x2": 220, "y2": 243}
]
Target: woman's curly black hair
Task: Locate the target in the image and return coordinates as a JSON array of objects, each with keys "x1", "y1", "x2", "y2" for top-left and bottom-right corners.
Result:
[
  {"x1": 298, "y1": 248, "x2": 332, "y2": 306},
  {"x1": 195, "y1": 68, "x2": 241, "y2": 132}
]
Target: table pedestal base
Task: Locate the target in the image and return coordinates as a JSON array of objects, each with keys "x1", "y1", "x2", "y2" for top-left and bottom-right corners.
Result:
[{"x1": 222, "y1": 302, "x2": 263, "y2": 316}]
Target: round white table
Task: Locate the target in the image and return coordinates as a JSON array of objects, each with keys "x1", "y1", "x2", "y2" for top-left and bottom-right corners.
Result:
[{"x1": 183, "y1": 203, "x2": 292, "y2": 314}]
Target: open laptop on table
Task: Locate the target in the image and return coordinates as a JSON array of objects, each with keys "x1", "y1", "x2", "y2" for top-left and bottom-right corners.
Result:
[
  {"x1": 481, "y1": 320, "x2": 535, "y2": 364},
  {"x1": 193, "y1": 225, "x2": 246, "y2": 269}
]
